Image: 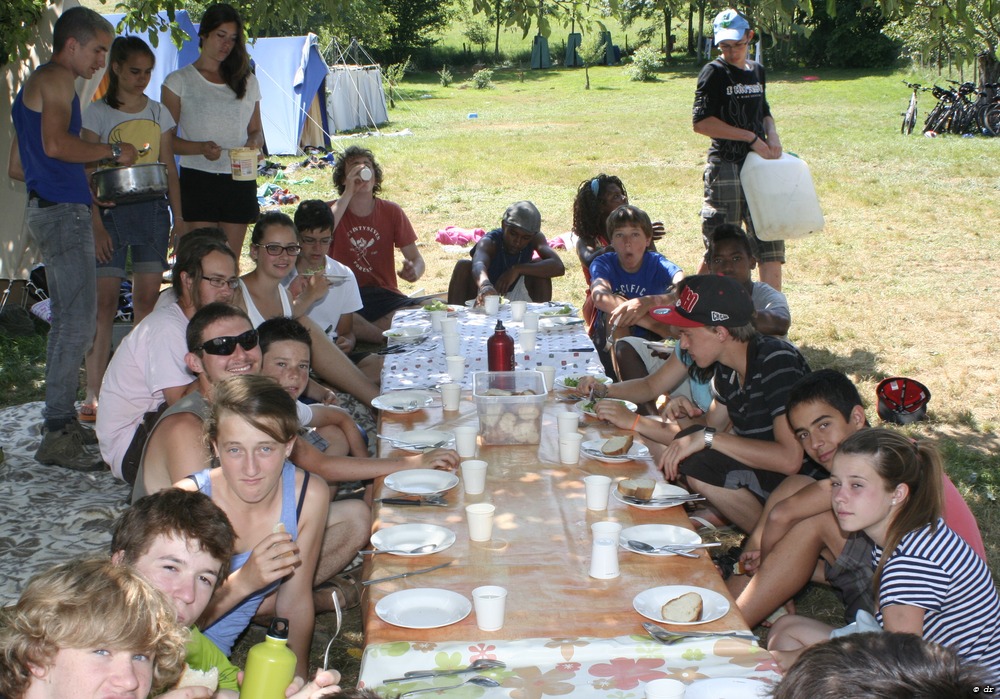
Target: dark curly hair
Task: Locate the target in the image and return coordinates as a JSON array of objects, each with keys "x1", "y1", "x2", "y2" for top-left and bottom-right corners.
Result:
[
  {"x1": 572, "y1": 174, "x2": 627, "y2": 246},
  {"x1": 333, "y1": 146, "x2": 383, "y2": 196}
]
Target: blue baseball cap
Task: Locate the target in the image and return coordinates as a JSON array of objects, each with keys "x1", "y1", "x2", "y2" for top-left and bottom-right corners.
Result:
[{"x1": 713, "y1": 9, "x2": 750, "y2": 45}]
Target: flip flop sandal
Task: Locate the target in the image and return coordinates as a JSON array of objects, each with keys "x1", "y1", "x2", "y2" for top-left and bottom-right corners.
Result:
[
  {"x1": 711, "y1": 538, "x2": 747, "y2": 580},
  {"x1": 78, "y1": 405, "x2": 98, "y2": 423},
  {"x1": 315, "y1": 569, "x2": 363, "y2": 611}
]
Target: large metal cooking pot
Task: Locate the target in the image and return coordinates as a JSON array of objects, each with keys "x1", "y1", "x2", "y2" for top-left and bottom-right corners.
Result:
[{"x1": 90, "y1": 163, "x2": 168, "y2": 205}]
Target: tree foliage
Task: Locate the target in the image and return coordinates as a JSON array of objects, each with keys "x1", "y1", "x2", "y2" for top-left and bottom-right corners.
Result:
[
  {"x1": 577, "y1": 31, "x2": 607, "y2": 88},
  {"x1": 2, "y1": 0, "x2": 46, "y2": 65},
  {"x1": 793, "y1": 0, "x2": 901, "y2": 69},
  {"x1": 884, "y1": 0, "x2": 999, "y2": 76},
  {"x1": 470, "y1": 0, "x2": 617, "y2": 40}
]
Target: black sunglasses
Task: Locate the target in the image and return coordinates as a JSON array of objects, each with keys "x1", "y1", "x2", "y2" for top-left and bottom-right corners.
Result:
[{"x1": 195, "y1": 328, "x2": 259, "y2": 356}]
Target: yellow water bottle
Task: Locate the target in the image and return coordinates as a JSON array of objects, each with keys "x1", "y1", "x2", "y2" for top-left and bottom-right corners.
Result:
[{"x1": 240, "y1": 617, "x2": 296, "y2": 699}]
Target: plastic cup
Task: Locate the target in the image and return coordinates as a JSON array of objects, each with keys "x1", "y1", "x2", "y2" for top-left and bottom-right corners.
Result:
[
  {"x1": 510, "y1": 300, "x2": 527, "y2": 322},
  {"x1": 557, "y1": 411, "x2": 579, "y2": 438},
  {"x1": 461, "y1": 459, "x2": 488, "y2": 495},
  {"x1": 520, "y1": 329, "x2": 537, "y2": 354},
  {"x1": 429, "y1": 309, "x2": 447, "y2": 331},
  {"x1": 466, "y1": 503, "x2": 496, "y2": 541},
  {"x1": 442, "y1": 333, "x2": 460, "y2": 355},
  {"x1": 484, "y1": 295, "x2": 500, "y2": 315},
  {"x1": 453, "y1": 425, "x2": 479, "y2": 458},
  {"x1": 559, "y1": 433, "x2": 583, "y2": 464},
  {"x1": 584, "y1": 475, "x2": 612, "y2": 510},
  {"x1": 589, "y1": 521, "x2": 622, "y2": 579},
  {"x1": 537, "y1": 365, "x2": 556, "y2": 392},
  {"x1": 522, "y1": 312, "x2": 539, "y2": 331},
  {"x1": 446, "y1": 355, "x2": 465, "y2": 382},
  {"x1": 643, "y1": 679, "x2": 686, "y2": 699},
  {"x1": 472, "y1": 585, "x2": 508, "y2": 631},
  {"x1": 439, "y1": 317, "x2": 458, "y2": 336},
  {"x1": 441, "y1": 383, "x2": 461, "y2": 411}
]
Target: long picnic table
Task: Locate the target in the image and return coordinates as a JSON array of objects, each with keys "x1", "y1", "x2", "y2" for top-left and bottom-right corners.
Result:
[{"x1": 357, "y1": 304, "x2": 779, "y2": 697}]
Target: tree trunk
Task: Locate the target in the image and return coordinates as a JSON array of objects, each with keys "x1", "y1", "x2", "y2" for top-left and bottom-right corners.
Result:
[
  {"x1": 585, "y1": 65, "x2": 590, "y2": 89},
  {"x1": 978, "y1": 50, "x2": 1000, "y2": 87},
  {"x1": 663, "y1": 6, "x2": 672, "y2": 62},
  {"x1": 687, "y1": 5, "x2": 694, "y2": 55},
  {"x1": 494, "y1": 0, "x2": 501, "y2": 60}
]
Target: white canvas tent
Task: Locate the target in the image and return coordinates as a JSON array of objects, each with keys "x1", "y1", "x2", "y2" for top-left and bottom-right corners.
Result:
[{"x1": 325, "y1": 39, "x2": 388, "y2": 133}]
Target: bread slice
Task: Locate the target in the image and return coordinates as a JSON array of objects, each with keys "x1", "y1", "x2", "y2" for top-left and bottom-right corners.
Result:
[
  {"x1": 175, "y1": 665, "x2": 219, "y2": 692},
  {"x1": 617, "y1": 477, "x2": 655, "y2": 499},
  {"x1": 661, "y1": 592, "x2": 703, "y2": 623},
  {"x1": 602, "y1": 434, "x2": 634, "y2": 456}
]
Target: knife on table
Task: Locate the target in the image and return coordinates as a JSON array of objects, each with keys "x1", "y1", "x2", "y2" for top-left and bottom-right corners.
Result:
[
  {"x1": 362, "y1": 561, "x2": 454, "y2": 586},
  {"x1": 374, "y1": 497, "x2": 447, "y2": 507}
]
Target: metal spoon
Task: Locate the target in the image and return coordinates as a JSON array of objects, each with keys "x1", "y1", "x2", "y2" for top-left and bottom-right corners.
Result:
[
  {"x1": 398, "y1": 658, "x2": 506, "y2": 680},
  {"x1": 358, "y1": 543, "x2": 438, "y2": 556},
  {"x1": 398, "y1": 676, "x2": 500, "y2": 697},
  {"x1": 625, "y1": 539, "x2": 700, "y2": 559}
]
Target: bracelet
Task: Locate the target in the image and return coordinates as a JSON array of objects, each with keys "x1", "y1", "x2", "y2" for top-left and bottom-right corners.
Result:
[
  {"x1": 630, "y1": 413, "x2": 641, "y2": 431},
  {"x1": 748, "y1": 134, "x2": 759, "y2": 146}
]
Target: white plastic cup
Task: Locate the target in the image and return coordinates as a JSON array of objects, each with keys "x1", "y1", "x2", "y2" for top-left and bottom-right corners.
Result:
[
  {"x1": 453, "y1": 425, "x2": 479, "y2": 458},
  {"x1": 429, "y1": 309, "x2": 447, "y2": 331},
  {"x1": 466, "y1": 503, "x2": 496, "y2": 541},
  {"x1": 584, "y1": 475, "x2": 612, "y2": 510},
  {"x1": 510, "y1": 300, "x2": 527, "y2": 322},
  {"x1": 446, "y1": 355, "x2": 465, "y2": 382},
  {"x1": 359, "y1": 166, "x2": 373, "y2": 181},
  {"x1": 484, "y1": 295, "x2": 500, "y2": 315},
  {"x1": 472, "y1": 585, "x2": 508, "y2": 631},
  {"x1": 439, "y1": 317, "x2": 458, "y2": 335},
  {"x1": 461, "y1": 459, "x2": 488, "y2": 495},
  {"x1": 559, "y1": 432, "x2": 583, "y2": 464},
  {"x1": 520, "y1": 329, "x2": 537, "y2": 354},
  {"x1": 537, "y1": 365, "x2": 556, "y2": 392},
  {"x1": 442, "y1": 333, "x2": 461, "y2": 355},
  {"x1": 643, "y1": 678, "x2": 686, "y2": 699},
  {"x1": 441, "y1": 383, "x2": 461, "y2": 411},
  {"x1": 589, "y1": 521, "x2": 622, "y2": 579},
  {"x1": 522, "y1": 312, "x2": 539, "y2": 331},
  {"x1": 557, "y1": 411, "x2": 579, "y2": 439}
]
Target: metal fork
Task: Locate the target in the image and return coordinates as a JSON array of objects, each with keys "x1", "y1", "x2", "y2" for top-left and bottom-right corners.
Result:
[{"x1": 643, "y1": 621, "x2": 759, "y2": 644}]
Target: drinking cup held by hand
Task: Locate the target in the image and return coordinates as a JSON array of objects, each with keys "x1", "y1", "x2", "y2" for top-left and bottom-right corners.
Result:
[
  {"x1": 453, "y1": 425, "x2": 479, "y2": 458},
  {"x1": 466, "y1": 503, "x2": 496, "y2": 541},
  {"x1": 510, "y1": 300, "x2": 527, "y2": 322},
  {"x1": 584, "y1": 475, "x2": 612, "y2": 510},
  {"x1": 441, "y1": 383, "x2": 461, "y2": 411},
  {"x1": 446, "y1": 355, "x2": 465, "y2": 382},
  {"x1": 461, "y1": 459, "x2": 488, "y2": 495},
  {"x1": 559, "y1": 433, "x2": 583, "y2": 464},
  {"x1": 472, "y1": 585, "x2": 508, "y2": 631}
]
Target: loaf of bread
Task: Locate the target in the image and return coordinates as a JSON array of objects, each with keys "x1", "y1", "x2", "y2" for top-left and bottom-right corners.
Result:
[
  {"x1": 661, "y1": 592, "x2": 703, "y2": 623},
  {"x1": 601, "y1": 434, "x2": 634, "y2": 456},
  {"x1": 174, "y1": 665, "x2": 219, "y2": 692},
  {"x1": 617, "y1": 477, "x2": 655, "y2": 499}
]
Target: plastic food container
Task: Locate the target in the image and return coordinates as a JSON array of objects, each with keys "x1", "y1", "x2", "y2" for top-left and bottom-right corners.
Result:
[
  {"x1": 473, "y1": 371, "x2": 547, "y2": 445},
  {"x1": 230, "y1": 147, "x2": 258, "y2": 181}
]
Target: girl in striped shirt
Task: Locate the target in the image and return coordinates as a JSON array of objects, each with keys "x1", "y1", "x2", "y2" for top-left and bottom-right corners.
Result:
[{"x1": 768, "y1": 429, "x2": 999, "y2": 681}]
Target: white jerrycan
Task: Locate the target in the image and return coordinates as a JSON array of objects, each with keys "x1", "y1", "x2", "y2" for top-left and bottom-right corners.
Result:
[{"x1": 740, "y1": 152, "x2": 824, "y2": 241}]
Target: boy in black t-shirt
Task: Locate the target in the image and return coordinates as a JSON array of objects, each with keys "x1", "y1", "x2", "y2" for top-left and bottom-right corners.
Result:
[{"x1": 693, "y1": 9, "x2": 786, "y2": 291}]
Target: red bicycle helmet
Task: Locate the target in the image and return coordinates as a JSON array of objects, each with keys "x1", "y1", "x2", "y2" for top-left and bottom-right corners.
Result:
[{"x1": 876, "y1": 377, "x2": 931, "y2": 424}]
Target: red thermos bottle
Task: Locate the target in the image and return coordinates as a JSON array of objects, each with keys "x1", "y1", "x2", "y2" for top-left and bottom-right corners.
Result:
[{"x1": 487, "y1": 320, "x2": 515, "y2": 371}]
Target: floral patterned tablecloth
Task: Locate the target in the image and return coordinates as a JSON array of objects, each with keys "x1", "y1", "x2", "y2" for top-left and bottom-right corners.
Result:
[
  {"x1": 382, "y1": 304, "x2": 604, "y2": 392},
  {"x1": 360, "y1": 634, "x2": 779, "y2": 697}
]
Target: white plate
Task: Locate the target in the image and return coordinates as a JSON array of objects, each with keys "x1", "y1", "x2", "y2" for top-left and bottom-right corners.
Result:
[
  {"x1": 370, "y1": 524, "x2": 456, "y2": 556},
  {"x1": 424, "y1": 304, "x2": 460, "y2": 316},
  {"x1": 620, "y1": 524, "x2": 702, "y2": 557},
  {"x1": 375, "y1": 588, "x2": 471, "y2": 629},
  {"x1": 538, "y1": 304, "x2": 578, "y2": 317},
  {"x1": 464, "y1": 298, "x2": 510, "y2": 311},
  {"x1": 387, "y1": 429, "x2": 454, "y2": 453},
  {"x1": 581, "y1": 439, "x2": 650, "y2": 462},
  {"x1": 382, "y1": 325, "x2": 431, "y2": 344},
  {"x1": 554, "y1": 374, "x2": 612, "y2": 391},
  {"x1": 384, "y1": 469, "x2": 459, "y2": 495},
  {"x1": 633, "y1": 585, "x2": 731, "y2": 626},
  {"x1": 325, "y1": 274, "x2": 351, "y2": 287},
  {"x1": 539, "y1": 316, "x2": 585, "y2": 330},
  {"x1": 643, "y1": 338, "x2": 676, "y2": 353},
  {"x1": 576, "y1": 399, "x2": 638, "y2": 417},
  {"x1": 612, "y1": 482, "x2": 690, "y2": 510},
  {"x1": 685, "y1": 678, "x2": 771, "y2": 699},
  {"x1": 372, "y1": 390, "x2": 435, "y2": 414}
]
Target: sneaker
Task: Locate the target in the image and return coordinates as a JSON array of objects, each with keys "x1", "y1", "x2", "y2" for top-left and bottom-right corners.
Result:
[
  {"x1": 63, "y1": 419, "x2": 99, "y2": 446},
  {"x1": 35, "y1": 427, "x2": 104, "y2": 471}
]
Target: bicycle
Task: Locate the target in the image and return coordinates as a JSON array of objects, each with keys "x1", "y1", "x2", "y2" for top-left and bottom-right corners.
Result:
[{"x1": 901, "y1": 80, "x2": 928, "y2": 135}]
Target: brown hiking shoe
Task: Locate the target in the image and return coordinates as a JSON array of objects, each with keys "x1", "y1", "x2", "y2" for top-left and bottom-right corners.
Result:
[{"x1": 35, "y1": 427, "x2": 104, "y2": 471}]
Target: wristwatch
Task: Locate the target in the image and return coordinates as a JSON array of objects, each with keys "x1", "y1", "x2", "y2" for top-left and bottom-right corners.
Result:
[
  {"x1": 110, "y1": 142, "x2": 122, "y2": 161},
  {"x1": 703, "y1": 427, "x2": 716, "y2": 450}
]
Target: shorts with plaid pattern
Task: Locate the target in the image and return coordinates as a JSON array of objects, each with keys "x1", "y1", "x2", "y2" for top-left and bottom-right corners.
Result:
[{"x1": 701, "y1": 159, "x2": 785, "y2": 264}]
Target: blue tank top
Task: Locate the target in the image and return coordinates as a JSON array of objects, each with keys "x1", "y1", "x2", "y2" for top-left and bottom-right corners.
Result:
[
  {"x1": 473, "y1": 228, "x2": 536, "y2": 285},
  {"x1": 191, "y1": 461, "x2": 306, "y2": 656},
  {"x1": 11, "y1": 86, "x2": 91, "y2": 204}
]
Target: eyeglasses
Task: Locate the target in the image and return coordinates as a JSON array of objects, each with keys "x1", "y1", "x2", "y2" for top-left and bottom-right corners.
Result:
[
  {"x1": 254, "y1": 243, "x2": 302, "y2": 256},
  {"x1": 301, "y1": 236, "x2": 333, "y2": 246},
  {"x1": 202, "y1": 276, "x2": 240, "y2": 289},
  {"x1": 718, "y1": 41, "x2": 749, "y2": 51},
  {"x1": 195, "y1": 328, "x2": 259, "y2": 356}
]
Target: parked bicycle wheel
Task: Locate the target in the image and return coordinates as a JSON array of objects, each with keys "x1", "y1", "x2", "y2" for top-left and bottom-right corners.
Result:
[
  {"x1": 984, "y1": 105, "x2": 1000, "y2": 136},
  {"x1": 902, "y1": 103, "x2": 917, "y2": 135}
]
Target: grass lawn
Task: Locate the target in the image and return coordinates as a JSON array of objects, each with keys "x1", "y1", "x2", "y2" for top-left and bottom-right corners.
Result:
[{"x1": 1, "y1": 57, "x2": 997, "y2": 685}]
